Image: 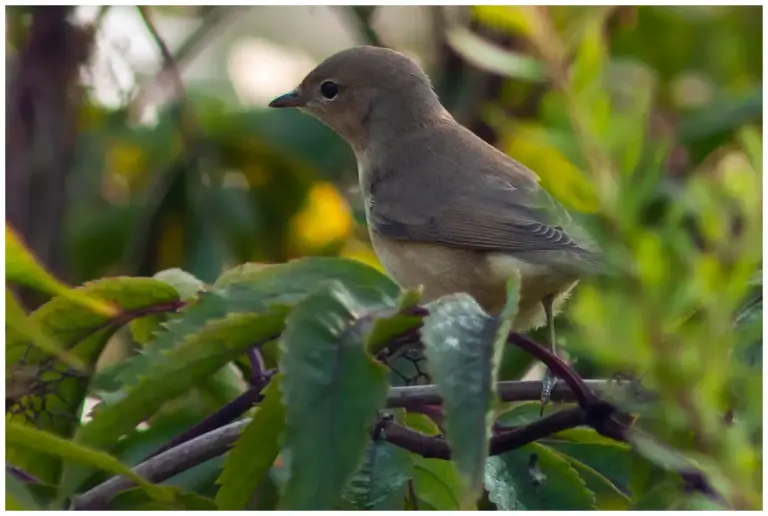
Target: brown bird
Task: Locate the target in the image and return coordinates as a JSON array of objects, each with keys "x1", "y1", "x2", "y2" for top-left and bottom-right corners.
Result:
[{"x1": 269, "y1": 46, "x2": 602, "y2": 402}]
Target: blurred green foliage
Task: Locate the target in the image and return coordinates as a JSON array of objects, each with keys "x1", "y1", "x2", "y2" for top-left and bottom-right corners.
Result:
[{"x1": 5, "y1": 5, "x2": 762, "y2": 511}]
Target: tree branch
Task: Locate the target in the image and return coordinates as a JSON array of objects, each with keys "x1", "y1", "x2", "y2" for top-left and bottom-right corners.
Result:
[
  {"x1": 386, "y1": 378, "x2": 626, "y2": 408},
  {"x1": 72, "y1": 419, "x2": 249, "y2": 510}
]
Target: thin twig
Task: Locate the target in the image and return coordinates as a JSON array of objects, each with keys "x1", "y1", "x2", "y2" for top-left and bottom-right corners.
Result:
[{"x1": 131, "y1": 7, "x2": 246, "y2": 113}]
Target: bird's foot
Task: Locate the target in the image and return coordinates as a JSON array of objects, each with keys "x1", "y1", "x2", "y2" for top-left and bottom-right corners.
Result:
[{"x1": 540, "y1": 368, "x2": 558, "y2": 416}]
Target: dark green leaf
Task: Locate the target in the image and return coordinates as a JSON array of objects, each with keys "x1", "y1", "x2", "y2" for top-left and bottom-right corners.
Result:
[
  {"x1": 215, "y1": 377, "x2": 286, "y2": 510},
  {"x1": 421, "y1": 274, "x2": 520, "y2": 503},
  {"x1": 278, "y1": 281, "x2": 390, "y2": 509},
  {"x1": 485, "y1": 442, "x2": 596, "y2": 510},
  {"x1": 109, "y1": 487, "x2": 218, "y2": 510},
  {"x1": 339, "y1": 437, "x2": 412, "y2": 510}
]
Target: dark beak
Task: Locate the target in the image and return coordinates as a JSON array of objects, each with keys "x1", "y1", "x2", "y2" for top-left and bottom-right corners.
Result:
[{"x1": 268, "y1": 89, "x2": 304, "y2": 108}]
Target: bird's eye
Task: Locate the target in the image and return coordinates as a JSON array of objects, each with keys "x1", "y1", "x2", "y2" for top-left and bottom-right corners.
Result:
[{"x1": 320, "y1": 81, "x2": 339, "y2": 100}]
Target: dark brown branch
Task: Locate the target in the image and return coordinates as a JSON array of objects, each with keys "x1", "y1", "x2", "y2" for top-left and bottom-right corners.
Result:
[{"x1": 507, "y1": 332, "x2": 599, "y2": 405}]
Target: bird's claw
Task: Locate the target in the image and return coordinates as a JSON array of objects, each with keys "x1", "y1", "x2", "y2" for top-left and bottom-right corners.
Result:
[{"x1": 540, "y1": 368, "x2": 558, "y2": 415}]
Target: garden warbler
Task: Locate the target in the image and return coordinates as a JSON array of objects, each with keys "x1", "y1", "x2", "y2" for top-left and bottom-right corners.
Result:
[{"x1": 269, "y1": 46, "x2": 602, "y2": 402}]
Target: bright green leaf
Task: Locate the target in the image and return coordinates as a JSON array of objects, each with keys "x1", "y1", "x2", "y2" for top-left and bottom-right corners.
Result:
[
  {"x1": 6, "y1": 225, "x2": 117, "y2": 317},
  {"x1": 446, "y1": 26, "x2": 546, "y2": 81},
  {"x1": 5, "y1": 289, "x2": 85, "y2": 371},
  {"x1": 153, "y1": 268, "x2": 206, "y2": 301},
  {"x1": 6, "y1": 421, "x2": 172, "y2": 505}
]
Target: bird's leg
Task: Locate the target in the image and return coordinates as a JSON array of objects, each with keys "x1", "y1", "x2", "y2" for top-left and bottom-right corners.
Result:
[{"x1": 540, "y1": 294, "x2": 557, "y2": 413}]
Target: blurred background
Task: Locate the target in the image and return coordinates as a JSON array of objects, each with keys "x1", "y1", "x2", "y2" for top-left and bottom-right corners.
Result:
[{"x1": 6, "y1": 5, "x2": 762, "y2": 358}]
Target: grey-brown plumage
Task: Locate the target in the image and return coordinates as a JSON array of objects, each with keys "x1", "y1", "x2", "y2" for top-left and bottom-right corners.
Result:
[{"x1": 269, "y1": 46, "x2": 602, "y2": 395}]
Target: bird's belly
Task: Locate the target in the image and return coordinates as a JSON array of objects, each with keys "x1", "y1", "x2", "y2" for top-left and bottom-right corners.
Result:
[{"x1": 370, "y1": 233, "x2": 578, "y2": 330}]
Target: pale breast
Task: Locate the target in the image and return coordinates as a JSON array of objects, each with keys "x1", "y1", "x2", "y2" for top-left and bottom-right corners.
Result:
[{"x1": 369, "y1": 233, "x2": 578, "y2": 331}]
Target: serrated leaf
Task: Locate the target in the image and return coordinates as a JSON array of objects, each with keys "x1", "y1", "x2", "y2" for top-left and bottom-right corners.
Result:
[
  {"x1": 339, "y1": 439, "x2": 412, "y2": 510},
  {"x1": 485, "y1": 442, "x2": 596, "y2": 510},
  {"x1": 61, "y1": 310, "x2": 287, "y2": 499},
  {"x1": 6, "y1": 421, "x2": 172, "y2": 505},
  {"x1": 543, "y1": 428, "x2": 632, "y2": 494},
  {"x1": 421, "y1": 273, "x2": 520, "y2": 504},
  {"x1": 153, "y1": 268, "x2": 207, "y2": 300},
  {"x1": 127, "y1": 268, "x2": 205, "y2": 347},
  {"x1": 119, "y1": 257, "x2": 399, "y2": 388},
  {"x1": 215, "y1": 257, "x2": 400, "y2": 306},
  {"x1": 497, "y1": 404, "x2": 632, "y2": 505},
  {"x1": 278, "y1": 282, "x2": 390, "y2": 509},
  {"x1": 550, "y1": 447, "x2": 630, "y2": 510},
  {"x1": 215, "y1": 377, "x2": 286, "y2": 510},
  {"x1": 6, "y1": 289, "x2": 84, "y2": 371},
  {"x1": 6, "y1": 277, "x2": 181, "y2": 485},
  {"x1": 6, "y1": 225, "x2": 117, "y2": 316}
]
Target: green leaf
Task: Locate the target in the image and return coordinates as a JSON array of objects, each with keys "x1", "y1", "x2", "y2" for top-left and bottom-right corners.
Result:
[
  {"x1": 400, "y1": 413, "x2": 463, "y2": 510},
  {"x1": 339, "y1": 437, "x2": 412, "y2": 510},
  {"x1": 6, "y1": 473, "x2": 41, "y2": 510},
  {"x1": 446, "y1": 26, "x2": 546, "y2": 81},
  {"x1": 109, "y1": 487, "x2": 218, "y2": 510},
  {"x1": 365, "y1": 288, "x2": 424, "y2": 356},
  {"x1": 6, "y1": 421, "x2": 172, "y2": 505},
  {"x1": 6, "y1": 289, "x2": 85, "y2": 371},
  {"x1": 551, "y1": 447, "x2": 630, "y2": 510},
  {"x1": 421, "y1": 274, "x2": 521, "y2": 504},
  {"x1": 62, "y1": 310, "x2": 287, "y2": 499},
  {"x1": 473, "y1": 6, "x2": 533, "y2": 36},
  {"x1": 543, "y1": 428, "x2": 632, "y2": 494},
  {"x1": 118, "y1": 257, "x2": 398, "y2": 388},
  {"x1": 215, "y1": 257, "x2": 400, "y2": 305},
  {"x1": 6, "y1": 277, "x2": 181, "y2": 484},
  {"x1": 569, "y1": 9, "x2": 609, "y2": 95},
  {"x1": 497, "y1": 405, "x2": 632, "y2": 507},
  {"x1": 411, "y1": 456, "x2": 464, "y2": 510},
  {"x1": 278, "y1": 281, "x2": 390, "y2": 509},
  {"x1": 152, "y1": 268, "x2": 207, "y2": 301},
  {"x1": 215, "y1": 377, "x2": 286, "y2": 510},
  {"x1": 485, "y1": 442, "x2": 596, "y2": 510},
  {"x1": 126, "y1": 268, "x2": 205, "y2": 346},
  {"x1": 6, "y1": 225, "x2": 117, "y2": 317}
]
